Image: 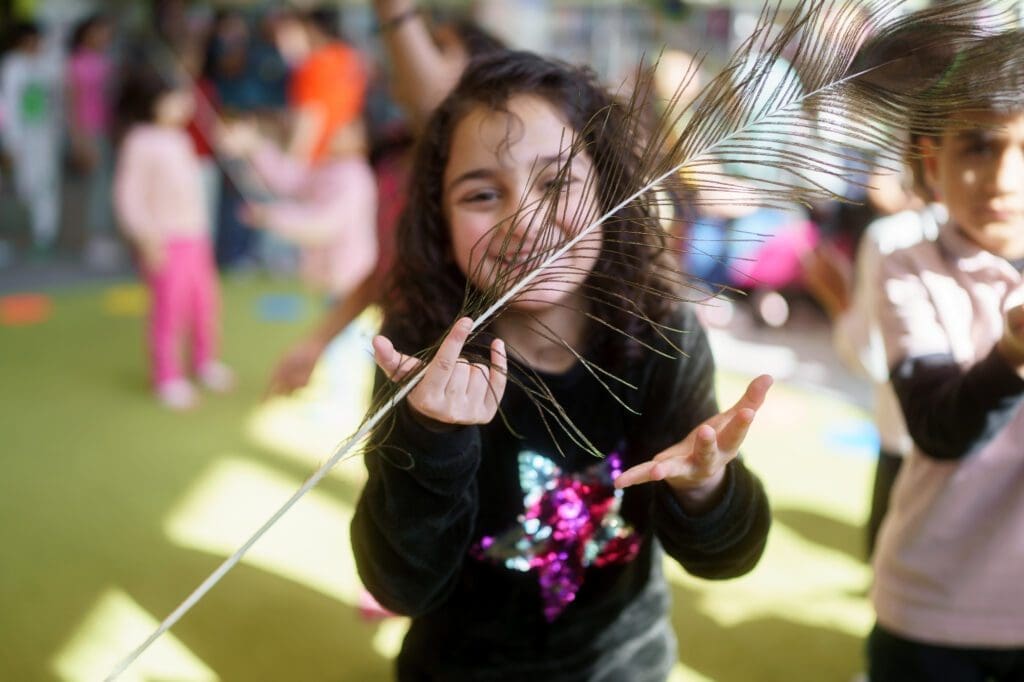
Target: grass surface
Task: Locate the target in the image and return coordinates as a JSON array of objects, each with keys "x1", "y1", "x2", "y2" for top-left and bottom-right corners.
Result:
[{"x1": 0, "y1": 276, "x2": 875, "y2": 681}]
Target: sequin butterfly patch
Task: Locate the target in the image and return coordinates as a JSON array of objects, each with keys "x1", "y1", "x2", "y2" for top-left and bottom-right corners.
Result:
[{"x1": 471, "y1": 450, "x2": 641, "y2": 621}]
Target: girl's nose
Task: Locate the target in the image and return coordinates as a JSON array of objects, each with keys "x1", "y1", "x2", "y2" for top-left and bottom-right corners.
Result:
[
  {"x1": 994, "y1": 146, "x2": 1024, "y2": 195},
  {"x1": 506, "y1": 194, "x2": 547, "y2": 244}
]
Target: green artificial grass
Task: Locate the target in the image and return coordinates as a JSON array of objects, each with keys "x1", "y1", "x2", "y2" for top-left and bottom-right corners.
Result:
[{"x1": 0, "y1": 276, "x2": 875, "y2": 681}]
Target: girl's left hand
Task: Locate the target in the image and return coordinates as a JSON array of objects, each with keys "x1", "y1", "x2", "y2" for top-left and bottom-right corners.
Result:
[{"x1": 615, "y1": 374, "x2": 773, "y2": 511}]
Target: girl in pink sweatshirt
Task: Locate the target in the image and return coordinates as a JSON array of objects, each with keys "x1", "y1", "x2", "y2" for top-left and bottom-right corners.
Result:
[
  {"x1": 223, "y1": 119, "x2": 378, "y2": 299},
  {"x1": 113, "y1": 67, "x2": 234, "y2": 410}
]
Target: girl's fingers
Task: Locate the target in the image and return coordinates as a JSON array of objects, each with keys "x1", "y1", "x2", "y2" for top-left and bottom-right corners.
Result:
[
  {"x1": 372, "y1": 334, "x2": 423, "y2": 382},
  {"x1": 616, "y1": 425, "x2": 719, "y2": 490},
  {"x1": 422, "y1": 317, "x2": 474, "y2": 394},
  {"x1": 716, "y1": 407, "x2": 755, "y2": 454},
  {"x1": 445, "y1": 359, "x2": 473, "y2": 398},
  {"x1": 485, "y1": 339, "x2": 508, "y2": 410},
  {"x1": 466, "y1": 339, "x2": 507, "y2": 417},
  {"x1": 615, "y1": 461, "x2": 656, "y2": 489},
  {"x1": 734, "y1": 374, "x2": 773, "y2": 413},
  {"x1": 691, "y1": 424, "x2": 718, "y2": 468}
]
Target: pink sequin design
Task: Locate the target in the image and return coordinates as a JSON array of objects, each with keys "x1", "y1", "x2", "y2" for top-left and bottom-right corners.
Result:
[{"x1": 471, "y1": 450, "x2": 641, "y2": 622}]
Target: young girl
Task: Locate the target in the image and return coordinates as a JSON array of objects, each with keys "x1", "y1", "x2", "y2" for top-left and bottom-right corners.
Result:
[
  {"x1": 224, "y1": 118, "x2": 379, "y2": 299},
  {"x1": 869, "y1": 31, "x2": 1024, "y2": 681},
  {"x1": 113, "y1": 66, "x2": 233, "y2": 410},
  {"x1": 351, "y1": 51, "x2": 773, "y2": 681}
]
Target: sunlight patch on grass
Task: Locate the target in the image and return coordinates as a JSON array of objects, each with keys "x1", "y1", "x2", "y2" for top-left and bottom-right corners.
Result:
[
  {"x1": 245, "y1": 311, "x2": 379, "y2": 484},
  {"x1": 101, "y1": 284, "x2": 148, "y2": 318},
  {"x1": 372, "y1": 617, "x2": 410, "y2": 659},
  {"x1": 163, "y1": 456, "x2": 363, "y2": 606},
  {"x1": 670, "y1": 664, "x2": 715, "y2": 682},
  {"x1": 52, "y1": 588, "x2": 217, "y2": 682},
  {"x1": 665, "y1": 520, "x2": 872, "y2": 637}
]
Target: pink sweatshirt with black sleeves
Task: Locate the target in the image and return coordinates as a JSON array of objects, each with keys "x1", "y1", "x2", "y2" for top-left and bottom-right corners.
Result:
[{"x1": 873, "y1": 220, "x2": 1024, "y2": 647}]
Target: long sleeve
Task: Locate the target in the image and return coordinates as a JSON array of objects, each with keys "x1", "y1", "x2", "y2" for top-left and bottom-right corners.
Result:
[
  {"x1": 351, "y1": 380, "x2": 483, "y2": 617},
  {"x1": 250, "y1": 144, "x2": 312, "y2": 198},
  {"x1": 890, "y1": 349, "x2": 1024, "y2": 460},
  {"x1": 629, "y1": 307, "x2": 771, "y2": 578},
  {"x1": 878, "y1": 241, "x2": 1024, "y2": 460},
  {"x1": 112, "y1": 131, "x2": 156, "y2": 241}
]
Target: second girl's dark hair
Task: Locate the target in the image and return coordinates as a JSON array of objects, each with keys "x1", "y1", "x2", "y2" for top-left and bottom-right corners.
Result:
[
  {"x1": 904, "y1": 29, "x2": 1024, "y2": 196},
  {"x1": 114, "y1": 64, "x2": 177, "y2": 141},
  {"x1": 382, "y1": 50, "x2": 679, "y2": 367}
]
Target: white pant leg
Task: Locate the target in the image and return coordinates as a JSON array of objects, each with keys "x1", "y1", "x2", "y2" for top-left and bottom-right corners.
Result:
[{"x1": 13, "y1": 127, "x2": 61, "y2": 247}]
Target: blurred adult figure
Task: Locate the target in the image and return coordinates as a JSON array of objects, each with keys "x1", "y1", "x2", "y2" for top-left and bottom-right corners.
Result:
[
  {"x1": 1, "y1": 21, "x2": 63, "y2": 254},
  {"x1": 66, "y1": 13, "x2": 119, "y2": 267},
  {"x1": 265, "y1": 2, "x2": 504, "y2": 396},
  {"x1": 373, "y1": 0, "x2": 503, "y2": 133},
  {"x1": 273, "y1": 6, "x2": 367, "y2": 163}
]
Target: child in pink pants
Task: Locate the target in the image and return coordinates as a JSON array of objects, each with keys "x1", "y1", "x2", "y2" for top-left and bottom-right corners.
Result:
[{"x1": 113, "y1": 67, "x2": 233, "y2": 409}]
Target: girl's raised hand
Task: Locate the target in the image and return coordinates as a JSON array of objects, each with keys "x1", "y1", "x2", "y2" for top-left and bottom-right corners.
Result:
[
  {"x1": 998, "y1": 303, "x2": 1024, "y2": 369},
  {"x1": 615, "y1": 374, "x2": 773, "y2": 511},
  {"x1": 373, "y1": 317, "x2": 508, "y2": 429}
]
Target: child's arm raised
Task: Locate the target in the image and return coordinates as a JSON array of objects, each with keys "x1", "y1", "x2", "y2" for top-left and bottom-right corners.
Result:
[
  {"x1": 616, "y1": 308, "x2": 772, "y2": 579},
  {"x1": 351, "y1": 318, "x2": 507, "y2": 616},
  {"x1": 879, "y1": 252, "x2": 1024, "y2": 462}
]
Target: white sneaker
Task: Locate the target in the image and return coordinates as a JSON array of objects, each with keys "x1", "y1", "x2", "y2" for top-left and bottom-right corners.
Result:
[
  {"x1": 157, "y1": 379, "x2": 198, "y2": 411},
  {"x1": 197, "y1": 361, "x2": 235, "y2": 393}
]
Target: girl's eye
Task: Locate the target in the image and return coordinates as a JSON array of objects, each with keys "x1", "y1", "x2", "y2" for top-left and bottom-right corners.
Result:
[
  {"x1": 464, "y1": 189, "x2": 499, "y2": 203},
  {"x1": 961, "y1": 139, "x2": 998, "y2": 159},
  {"x1": 543, "y1": 177, "x2": 574, "y2": 193}
]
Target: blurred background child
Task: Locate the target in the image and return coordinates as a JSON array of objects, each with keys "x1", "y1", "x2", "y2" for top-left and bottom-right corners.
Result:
[
  {"x1": 0, "y1": 21, "x2": 62, "y2": 254},
  {"x1": 66, "y1": 12, "x2": 119, "y2": 268},
  {"x1": 112, "y1": 65, "x2": 233, "y2": 410},
  {"x1": 223, "y1": 117, "x2": 378, "y2": 301}
]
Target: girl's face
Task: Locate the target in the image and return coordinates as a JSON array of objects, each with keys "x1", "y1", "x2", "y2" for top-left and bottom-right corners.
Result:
[
  {"x1": 925, "y1": 110, "x2": 1024, "y2": 258},
  {"x1": 154, "y1": 88, "x2": 195, "y2": 127},
  {"x1": 443, "y1": 95, "x2": 602, "y2": 313}
]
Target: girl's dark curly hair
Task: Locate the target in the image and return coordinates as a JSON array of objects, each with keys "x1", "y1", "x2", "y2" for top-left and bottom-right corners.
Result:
[{"x1": 382, "y1": 50, "x2": 681, "y2": 368}]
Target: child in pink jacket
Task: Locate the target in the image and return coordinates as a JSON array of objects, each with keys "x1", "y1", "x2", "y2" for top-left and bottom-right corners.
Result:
[
  {"x1": 226, "y1": 120, "x2": 378, "y2": 299},
  {"x1": 113, "y1": 67, "x2": 234, "y2": 410}
]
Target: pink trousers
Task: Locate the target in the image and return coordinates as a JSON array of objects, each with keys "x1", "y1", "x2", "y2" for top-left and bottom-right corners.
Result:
[{"x1": 145, "y1": 238, "x2": 220, "y2": 386}]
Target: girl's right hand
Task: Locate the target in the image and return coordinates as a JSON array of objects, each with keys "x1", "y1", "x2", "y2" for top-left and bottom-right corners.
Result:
[
  {"x1": 373, "y1": 317, "x2": 507, "y2": 429},
  {"x1": 139, "y1": 241, "x2": 164, "y2": 271}
]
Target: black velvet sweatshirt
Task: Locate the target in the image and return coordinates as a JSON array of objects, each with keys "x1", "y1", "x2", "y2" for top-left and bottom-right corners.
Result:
[{"x1": 351, "y1": 306, "x2": 771, "y2": 681}]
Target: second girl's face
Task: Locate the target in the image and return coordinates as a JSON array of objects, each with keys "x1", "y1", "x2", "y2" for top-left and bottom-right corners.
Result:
[
  {"x1": 443, "y1": 95, "x2": 602, "y2": 312},
  {"x1": 154, "y1": 88, "x2": 195, "y2": 127},
  {"x1": 925, "y1": 110, "x2": 1024, "y2": 258}
]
